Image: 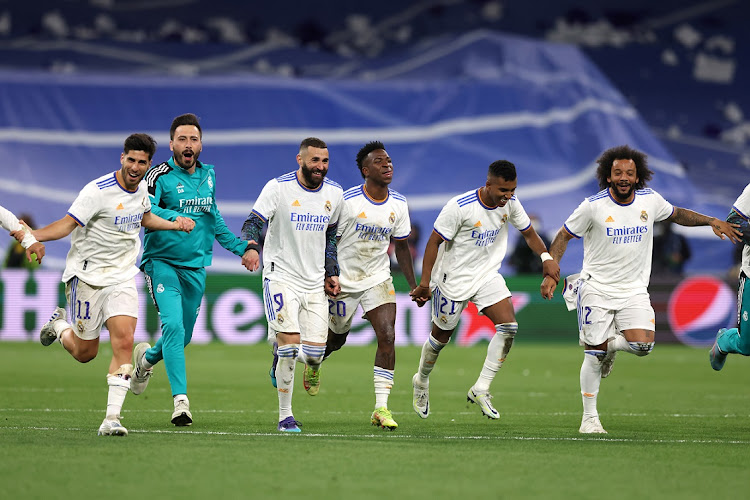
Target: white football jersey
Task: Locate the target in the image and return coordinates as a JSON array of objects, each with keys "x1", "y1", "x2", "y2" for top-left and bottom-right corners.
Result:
[
  {"x1": 732, "y1": 183, "x2": 750, "y2": 276},
  {"x1": 431, "y1": 189, "x2": 531, "y2": 301},
  {"x1": 252, "y1": 171, "x2": 344, "y2": 292},
  {"x1": 64, "y1": 171, "x2": 151, "y2": 287},
  {"x1": 337, "y1": 185, "x2": 411, "y2": 293},
  {"x1": 564, "y1": 188, "x2": 674, "y2": 298}
]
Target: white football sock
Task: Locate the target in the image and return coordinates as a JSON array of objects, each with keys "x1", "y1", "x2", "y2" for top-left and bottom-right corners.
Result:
[
  {"x1": 580, "y1": 350, "x2": 604, "y2": 418},
  {"x1": 373, "y1": 366, "x2": 394, "y2": 409}
]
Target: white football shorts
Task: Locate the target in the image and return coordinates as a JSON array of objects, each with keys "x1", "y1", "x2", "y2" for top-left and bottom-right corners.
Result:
[
  {"x1": 576, "y1": 280, "x2": 655, "y2": 347},
  {"x1": 329, "y1": 277, "x2": 396, "y2": 334},
  {"x1": 431, "y1": 273, "x2": 511, "y2": 331},
  {"x1": 65, "y1": 276, "x2": 139, "y2": 341},
  {"x1": 263, "y1": 279, "x2": 328, "y2": 343}
]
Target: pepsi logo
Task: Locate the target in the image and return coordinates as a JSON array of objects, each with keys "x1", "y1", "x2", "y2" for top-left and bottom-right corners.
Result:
[{"x1": 667, "y1": 276, "x2": 736, "y2": 347}]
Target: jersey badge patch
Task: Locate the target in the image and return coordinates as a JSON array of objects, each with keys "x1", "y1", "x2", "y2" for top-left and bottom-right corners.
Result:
[
  {"x1": 292, "y1": 200, "x2": 301, "y2": 207},
  {"x1": 640, "y1": 210, "x2": 648, "y2": 222},
  {"x1": 176, "y1": 183, "x2": 184, "y2": 194},
  {"x1": 389, "y1": 212, "x2": 395, "y2": 224},
  {"x1": 473, "y1": 221, "x2": 482, "y2": 227},
  {"x1": 605, "y1": 216, "x2": 615, "y2": 222},
  {"x1": 325, "y1": 201, "x2": 332, "y2": 213},
  {"x1": 116, "y1": 203, "x2": 124, "y2": 210},
  {"x1": 357, "y1": 212, "x2": 367, "y2": 218}
]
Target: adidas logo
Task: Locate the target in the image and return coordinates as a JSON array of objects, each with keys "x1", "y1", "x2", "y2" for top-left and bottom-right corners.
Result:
[
  {"x1": 473, "y1": 221, "x2": 482, "y2": 227},
  {"x1": 116, "y1": 203, "x2": 124, "y2": 210},
  {"x1": 605, "y1": 216, "x2": 614, "y2": 223},
  {"x1": 176, "y1": 182, "x2": 184, "y2": 194},
  {"x1": 357, "y1": 212, "x2": 367, "y2": 218},
  {"x1": 292, "y1": 200, "x2": 301, "y2": 207}
]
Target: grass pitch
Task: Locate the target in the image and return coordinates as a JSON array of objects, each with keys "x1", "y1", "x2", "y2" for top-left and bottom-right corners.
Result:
[{"x1": 1, "y1": 340, "x2": 748, "y2": 499}]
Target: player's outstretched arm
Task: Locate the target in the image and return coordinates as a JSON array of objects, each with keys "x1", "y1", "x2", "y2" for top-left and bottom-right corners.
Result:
[
  {"x1": 142, "y1": 212, "x2": 194, "y2": 232},
  {"x1": 31, "y1": 216, "x2": 78, "y2": 242},
  {"x1": 540, "y1": 227, "x2": 573, "y2": 300},
  {"x1": 410, "y1": 230, "x2": 442, "y2": 305},
  {"x1": 520, "y1": 225, "x2": 560, "y2": 283},
  {"x1": 669, "y1": 207, "x2": 742, "y2": 243},
  {"x1": 9, "y1": 220, "x2": 45, "y2": 263}
]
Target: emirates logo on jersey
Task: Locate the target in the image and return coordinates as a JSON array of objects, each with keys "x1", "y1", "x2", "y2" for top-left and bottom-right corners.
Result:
[{"x1": 640, "y1": 210, "x2": 648, "y2": 222}]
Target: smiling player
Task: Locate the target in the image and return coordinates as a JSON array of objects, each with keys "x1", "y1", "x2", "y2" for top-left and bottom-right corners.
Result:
[
  {"x1": 540, "y1": 145, "x2": 740, "y2": 434},
  {"x1": 32, "y1": 133, "x2": 194, "y2": 436},
  {"x1": 409, "y1": 160, "x2": 558, "y2": 420}
]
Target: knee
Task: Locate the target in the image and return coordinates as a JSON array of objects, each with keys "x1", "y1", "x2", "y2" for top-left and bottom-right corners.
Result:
[
  {"x1": 74, "y1": 350, "x2": 98, "y2": 363},
  {"x1": 328, "y1": 333, "x2": 348, "y2": 352},
  {"x1": 376, "y1": 329, "x2": 395, "y2": 349},
  {"x1": 631, "y1": 342, "x2": 654, "y2": 357}
]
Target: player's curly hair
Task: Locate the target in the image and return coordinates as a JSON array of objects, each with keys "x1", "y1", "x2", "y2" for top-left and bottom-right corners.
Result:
[
  {"x1": 488, "y1": 160, "x2": 517, "y2": 181},
  {"x1": 124, "y1": 133, "x2": 157, "y2": 160},
  {"x1": 595, "y1": 145, "x2": 653, "y2": 190},
  {"x1": 170, "y1": 113, "x2": 202, "y2": 140},
  {"x1": 356, "y1": 141, "x2": 386, "y2": 178}
]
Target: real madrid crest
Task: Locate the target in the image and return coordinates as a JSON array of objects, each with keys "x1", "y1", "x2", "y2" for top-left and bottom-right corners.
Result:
[
  {"x1": 77, "y1": 320, "x2": 85, "y2": 333},
  {"x1": 389, "y1": 212, "x2": 395, "y2": 224},
  {"x1": 325, "y1": 201, "x2": 332, "y2": 214},
  {"x1": 640, "y1": 210, "x2": 648, "y2": 222}
]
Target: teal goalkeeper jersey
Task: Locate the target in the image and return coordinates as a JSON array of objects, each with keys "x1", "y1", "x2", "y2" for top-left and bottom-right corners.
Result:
[{"x1": 141, "y1": 157, "x2": 247, "y2": 269}]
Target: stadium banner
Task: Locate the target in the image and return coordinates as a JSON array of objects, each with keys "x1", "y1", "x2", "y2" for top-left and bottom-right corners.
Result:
[{"x1": 0, "y1": 269, "x2": 735, "y2": 347}]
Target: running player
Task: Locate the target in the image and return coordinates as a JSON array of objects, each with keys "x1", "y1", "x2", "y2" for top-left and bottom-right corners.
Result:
[
  {"x1": 541, "y1": 145, "x2": 740, "y2": 433},
  {"x1": 132, "y1": 114, "x2": 254, "y2": 427},
  {"x1": 323, "y1": 141, "x2": 420, "y2": 430},
  {"x1": 33, "y1": 133, "x2": 194, "y2": 436},
  {"x1": 709, "y1": 183, "x2": 750, "y2": 370},
  {"x1": 409, "y1": 160, "x2": 558, "y2": 420},
  {"x1": 241, "y1": 137, "x2": 344, "y2": 433}
]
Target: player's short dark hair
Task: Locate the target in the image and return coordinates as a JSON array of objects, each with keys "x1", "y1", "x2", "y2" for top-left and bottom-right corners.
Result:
[
  {"x1": 356, "y1": 140, "x2": 386, "y2": 178},
  {"x1": 300, "y1": 137, "x2": 327, "y2": 152},
  {"x1": 488, "y1": 160, "x2": 517, "y2": 181},
  {"x1": 124, "y1": 133, "x2": 157, "y2": 160},
  {"x1": 595, "y1": 145, "x2": 653, "y2": 190},
  {"x1": 170, "y1": 113, "x2": 202, "y2": 140}
]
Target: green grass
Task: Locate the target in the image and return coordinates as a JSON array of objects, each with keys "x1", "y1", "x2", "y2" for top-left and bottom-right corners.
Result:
[{"x1": 1, "y1": 340, "x2": 749, "y2": 499}]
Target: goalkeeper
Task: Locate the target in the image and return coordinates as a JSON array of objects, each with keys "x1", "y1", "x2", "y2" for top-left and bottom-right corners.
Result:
[{"x1": 710, "y1": 189, "x2": 750, "y2": 370}]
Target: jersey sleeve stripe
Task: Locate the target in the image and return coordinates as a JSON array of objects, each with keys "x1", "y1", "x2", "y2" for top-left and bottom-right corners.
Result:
[
  {"x1": 433, "y1": 227, "x2": 451, "y2": 242},
  {"x1": 563, "y1": 223, "x2": 581, "y2": 239},
  {"x1": 324, "y1": 178, "x2": 342, "y2": 189},
  {"x1": 251, "y1": 209, "x2": 268, "y2": 222},
  {"x1": 734, "y1": 206, "x2": 749, "y2": 219},
  {"x1": 66, "y1": 212, "x2": 84, "y2": 227}
]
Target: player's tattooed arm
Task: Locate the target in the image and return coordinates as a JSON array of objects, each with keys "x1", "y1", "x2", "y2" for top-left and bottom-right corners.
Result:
[{"x1": 670, "y1": 207, "x2": 742, "y2": 243}]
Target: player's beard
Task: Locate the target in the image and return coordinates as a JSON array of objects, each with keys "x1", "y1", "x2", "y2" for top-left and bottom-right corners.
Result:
[
  {"x1": 300, "y1": 160, "x2": 327, "y2": 189},
  {"x1": 610, "y1": 181, "x2": 634, "y2": 202},
  {"x1": 175, "y1": 148, "x2": 201, "y2": 170}
]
